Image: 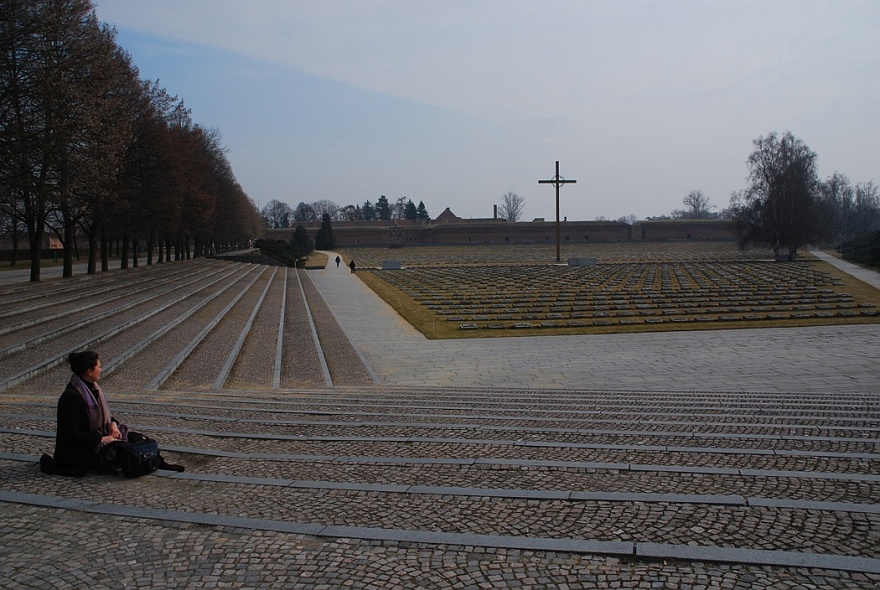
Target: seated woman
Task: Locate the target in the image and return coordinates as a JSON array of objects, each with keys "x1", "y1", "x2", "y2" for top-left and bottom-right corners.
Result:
[{"x1": 40, "y1": 350, "x2": 184, "y2": 476}]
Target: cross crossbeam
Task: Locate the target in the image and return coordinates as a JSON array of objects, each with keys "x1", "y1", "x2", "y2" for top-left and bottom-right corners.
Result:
[{"x1": 538, "y1": 160, "x2": 577, "y2": 262}]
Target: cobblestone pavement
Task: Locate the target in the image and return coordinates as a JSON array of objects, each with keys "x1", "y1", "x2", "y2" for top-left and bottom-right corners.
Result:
[
  {"x1": 1, "y1": 254, "x2": 879, "y2": 588},
  {"x1": 2, "y1": 385, "x2": 879, "y2": 588},
  {"x1": 11, "y1": 504, "x2": 876, "y2": 590}
]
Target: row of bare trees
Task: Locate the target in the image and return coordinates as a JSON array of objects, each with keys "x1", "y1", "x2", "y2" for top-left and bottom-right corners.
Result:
[
  {"x1": 816, "y1": 172, "x2": 878, "y2": 248},
  {"x1": 0, "y1": 0, "x2": 261, "y2": 281},
  {"x1": 261, "y1": 196, "x2": 431, "y2": 228},
  {"x1": 667, "y1": 138, "x2": 878, "y2": 260},
  {"x1": 730, "y1": 131, "x2": 879, "y2": 260}
]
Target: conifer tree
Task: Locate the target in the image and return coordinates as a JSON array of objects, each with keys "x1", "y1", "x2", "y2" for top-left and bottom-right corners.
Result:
[
  {"x1": 291, "y1": 224, "x2": 312, "y2": 257},
  {"x1": 404, "y1": 199, "x2": 418, "y2": 220},
  {"x1": 375, "y1": 195, "x2": 391, "y2": 220},
  {"x1": 314, "y1": 213, "x2": 336, "y2": 250}
]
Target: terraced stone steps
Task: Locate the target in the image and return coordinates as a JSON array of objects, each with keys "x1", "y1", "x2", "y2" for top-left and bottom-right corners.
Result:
[
  {"x1": 0, "y1": 259, "x2": 374, "y2": 392},
  {"x1": 0, "y1": 260, "x2": 255, "y2": 388},
  {"x1": 2, "y1": 254, "x2": 879, "y2": 586},
  {"x1": 2, "y1": 385, "x2": 878, "y2": 577},
  {"x1": 0, "y1": 264, "x2": 235, "y2": 356}
]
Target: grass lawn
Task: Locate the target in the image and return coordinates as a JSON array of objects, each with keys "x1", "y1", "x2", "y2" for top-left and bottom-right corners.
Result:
[{"x1": 341, "y1": 243, "x2": 880, "y2": 339}]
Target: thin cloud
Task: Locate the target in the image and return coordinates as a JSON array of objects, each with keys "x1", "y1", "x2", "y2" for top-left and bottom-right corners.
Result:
[{"x1": 94, "y1": 0, "x2": 880, "y2": 221}]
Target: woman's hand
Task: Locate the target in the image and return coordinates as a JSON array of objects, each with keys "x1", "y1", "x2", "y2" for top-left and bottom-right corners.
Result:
[{"x1": 101, "y1": 424, "x2": 123, "y2": 445}]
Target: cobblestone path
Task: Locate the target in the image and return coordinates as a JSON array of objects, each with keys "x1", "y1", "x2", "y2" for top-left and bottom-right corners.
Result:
[{"x1": 1, "y1": 257, "x2": 878, "y2": 588}]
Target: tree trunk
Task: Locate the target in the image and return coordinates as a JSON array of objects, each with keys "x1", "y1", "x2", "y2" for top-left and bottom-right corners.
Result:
[
  {"x1": 28, "y1": 234, "x2": 41, "y2": 282},
  {"x1": 100, "y1": 224, "x2": 110, "y2": 272},
  {"x1": 146, "y1": 229, "x2": 155, "y2": 265},
  {"x1": 63, "y1": 216, "x2": 75, "y2": 279},
  {"x1": 87, "y1": 223, "x2": 98, "y2": 274},
  {"x1": 120, "y1": 231, "x2": 129, "y2": 269}
]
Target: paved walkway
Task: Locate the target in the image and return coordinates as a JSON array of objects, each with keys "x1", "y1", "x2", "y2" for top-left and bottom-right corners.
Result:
[
  {"x1": 809, "y1": 246, "x2": 880, "y2": 289},
  {"x1": 311, "y1": 250, "x2": 880, "y2": 393},
  {"x1": 0, "y1": 261, "x2": 102, "y2": 284}
]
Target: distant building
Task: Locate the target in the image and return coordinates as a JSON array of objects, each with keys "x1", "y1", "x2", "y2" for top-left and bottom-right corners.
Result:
[{"x1": 434, "y1": 208, "x2": 462, "y2": 224}]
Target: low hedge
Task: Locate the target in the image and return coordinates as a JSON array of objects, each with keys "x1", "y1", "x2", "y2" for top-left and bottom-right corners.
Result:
[
  {"x1": 841, "y1": 231, "x2": 880, "y2": 267},
  {"x1": 253, "y1": 239, "x2": 301, "y2": 267}
]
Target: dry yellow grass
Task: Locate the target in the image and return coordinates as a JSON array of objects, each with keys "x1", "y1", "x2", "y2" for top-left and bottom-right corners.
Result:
[{"x1": 302, "y1": 252, "x2": 328, "y2": 269}]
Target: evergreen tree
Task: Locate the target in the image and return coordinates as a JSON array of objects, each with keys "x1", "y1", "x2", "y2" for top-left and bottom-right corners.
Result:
[
  {"x1": 416, "y1": 201, "x2": 430, "y2": 221},
  {"x1": 361, "y1": 200, "x2": 375, "y2": 220},
  {"x1": 314, "y1": 213, "x2": 336, "y2": 250},
  {"x1": 291, "y1": 224, "x2": 312, "y2": 257},
  {"x1": 404, "y1": 199, "x2": 418, "y2": 220},
  {"x1": 376, "y1": 195, "x2": 392, "y2": 220}
]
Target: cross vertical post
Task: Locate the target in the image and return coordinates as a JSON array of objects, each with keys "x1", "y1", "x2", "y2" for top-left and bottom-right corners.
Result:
[{"x1": 538, "y1": 160, "x2": 577, "y2": 262}]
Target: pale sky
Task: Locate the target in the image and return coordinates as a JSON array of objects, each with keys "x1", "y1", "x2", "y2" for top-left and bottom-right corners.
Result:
[{"x1": 93, "y1": 0, "x2": 879, "y2": 222}]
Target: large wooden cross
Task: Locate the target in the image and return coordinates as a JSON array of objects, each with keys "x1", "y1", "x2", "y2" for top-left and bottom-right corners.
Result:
[{"x1": 538, "y1": 160, "x2": 577, "y2": 262}]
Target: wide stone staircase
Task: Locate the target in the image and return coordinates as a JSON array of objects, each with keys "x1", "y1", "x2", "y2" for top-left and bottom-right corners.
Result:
[
  {"x1": 0, "y1": 258, "x2": 373, "y2": 394},
  {"x1": 0, "y1": 258, "x2": 878, "y2": 588}
]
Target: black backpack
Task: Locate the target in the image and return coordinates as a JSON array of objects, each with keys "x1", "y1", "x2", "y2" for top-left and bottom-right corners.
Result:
[{"x1": 108, "y1": 437, "x2": 160, "y2": 478}]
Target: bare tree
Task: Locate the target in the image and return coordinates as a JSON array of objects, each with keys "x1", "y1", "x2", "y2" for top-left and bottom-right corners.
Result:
[
  {"x1": 293, "y1": 202, "x2": 317, "y2": 223},
  {"x1": 733, "y1": 131, "x2": 823, "y2": 260},
  {"x1": 682, "y1": 190, "x2": 713, "y2": 219},
  {"x1": 1, "y1": 0, "x2": 112, "y2": 280},
  {"x1": 819, "y1": 172, "x2": 855, "y2": 246},
  {"x1": 1, "y1": 0, "x2": 260, "y2": 278},
  {"x1": 261, "y1": 199, "x2": 292, "y2": 228},
  {"x1": 75, "y1": 29, "x2": 141, "y2": 274},
  {"x1": 498, "y1": 192, "x2": 525, "y2": 222},
  {"x1": 393, "y1": 196, "x2": 409, "y2": 220},
  {"x1": 854, "y1": 181, "x2": 879, "y2": 235},
  {"x1": 339, "y1": 204, "x2": 360, "y2": 221},
  {"x1": 311, "y1": 199, "x2": 339, "y2": 220}
]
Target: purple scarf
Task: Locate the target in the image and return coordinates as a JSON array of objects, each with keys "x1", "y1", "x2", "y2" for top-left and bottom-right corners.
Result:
[
  {"x1": 70, "y1": 373, "x2": 111, "y2": 434},
  {"x1": 69, "y1": 373, "x2": 125, "y2": 451}
]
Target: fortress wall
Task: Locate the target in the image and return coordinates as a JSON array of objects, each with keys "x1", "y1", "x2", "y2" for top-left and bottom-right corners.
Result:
[{"x1": 264, "y1": 219, "x2": 733, "y2": 247}]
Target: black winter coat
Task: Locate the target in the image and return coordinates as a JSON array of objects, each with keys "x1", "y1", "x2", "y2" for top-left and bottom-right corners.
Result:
[{"x1": 53, "y1": 381, "x2": 113, "y2": 476}]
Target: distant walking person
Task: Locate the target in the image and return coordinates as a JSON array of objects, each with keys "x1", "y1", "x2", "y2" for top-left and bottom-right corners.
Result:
[
  {"x1": 335, "y1": 255, "x2": 341, "y2": 267},
  {"x1": 349, "y1": 259, "x2": 356, "y2": 273}
]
